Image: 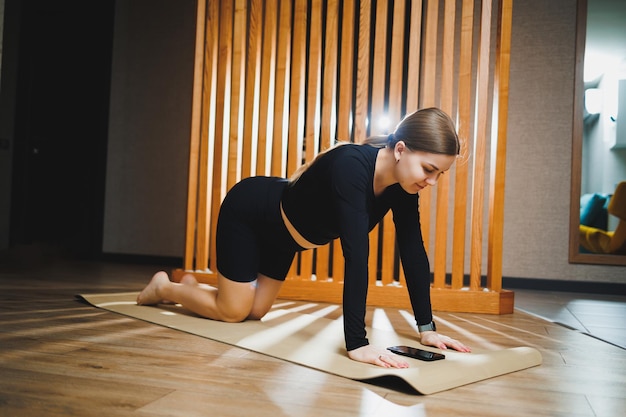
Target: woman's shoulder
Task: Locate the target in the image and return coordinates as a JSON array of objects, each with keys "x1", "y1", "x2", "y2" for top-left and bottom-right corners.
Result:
[{"x1": 321, "y1": 144, "x2": 378, "y2": 192}]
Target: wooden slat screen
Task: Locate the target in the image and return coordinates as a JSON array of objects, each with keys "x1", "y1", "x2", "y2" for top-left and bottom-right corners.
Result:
[{"x1": 177, "y1": 0, "x2": 515, "y2": 314}]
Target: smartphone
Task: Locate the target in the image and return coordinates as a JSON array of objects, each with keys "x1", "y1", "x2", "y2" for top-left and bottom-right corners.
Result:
[{"x1": 387, "y1": 345, "x2": 445, "y2": 361}]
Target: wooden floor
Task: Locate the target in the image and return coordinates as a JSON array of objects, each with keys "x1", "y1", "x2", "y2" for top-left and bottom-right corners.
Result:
[
  {"x1": 515, "y1": 289, "x2": 626, "y2": 350},
  {"x1": 1, "y1": 257, "x2": 625, "y2": 416}
]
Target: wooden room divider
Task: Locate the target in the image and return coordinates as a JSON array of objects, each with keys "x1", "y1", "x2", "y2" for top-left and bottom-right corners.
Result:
[{"x1": 173, "y1": 0, "x2": 515, "y2": 314}]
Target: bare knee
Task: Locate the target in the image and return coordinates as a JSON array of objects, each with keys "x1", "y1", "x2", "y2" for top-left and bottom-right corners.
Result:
[
  {"x1": 247, "y1": 306, "x2": 270, "y2": 320},
  {"x1": 219, "y1": 309, "x2": 250, "y2": 323},
  {"x1": 214, "y1": 273, "x2": 258, "y2": 322},
  {"x1": 248, "y1": 300, "x2": 274, "y2": 320},
  {"x1": 216, "y1": 296, "x2": 252, "y2": 322}
]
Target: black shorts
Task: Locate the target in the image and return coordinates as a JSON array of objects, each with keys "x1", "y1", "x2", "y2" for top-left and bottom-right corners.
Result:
[{"x1": 216, "y1": 176, "x2": 304, "y2": 282}]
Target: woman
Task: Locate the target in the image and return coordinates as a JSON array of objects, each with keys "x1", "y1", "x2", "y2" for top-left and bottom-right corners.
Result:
[{"x1": 138, "y1": 107, "x2": 471, "y2": 368}]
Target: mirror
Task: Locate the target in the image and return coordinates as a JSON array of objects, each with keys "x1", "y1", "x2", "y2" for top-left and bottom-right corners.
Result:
[{"x1": 569, "y1": 0, "x2": 626, "y2": 265}]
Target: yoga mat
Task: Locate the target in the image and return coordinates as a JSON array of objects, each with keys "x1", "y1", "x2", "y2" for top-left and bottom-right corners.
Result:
[{"x1": 79, "y1": 292, "x2": 542, "y2": 395}]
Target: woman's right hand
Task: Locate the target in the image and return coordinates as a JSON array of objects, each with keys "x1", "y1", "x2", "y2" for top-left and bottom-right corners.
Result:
[{"x1": 347, "y1": 345, "x2": 409, "y2": 368}]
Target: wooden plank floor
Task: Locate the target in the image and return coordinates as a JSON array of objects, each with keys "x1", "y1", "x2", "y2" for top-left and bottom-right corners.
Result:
[{"x1": 1, "y1": 258, "x2": 625, "y2": 416}]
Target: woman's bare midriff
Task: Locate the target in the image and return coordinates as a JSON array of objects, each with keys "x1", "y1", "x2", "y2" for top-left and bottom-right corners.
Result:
[{"x1": 280, "y1": 202, "x2": 323, "y2": 249}]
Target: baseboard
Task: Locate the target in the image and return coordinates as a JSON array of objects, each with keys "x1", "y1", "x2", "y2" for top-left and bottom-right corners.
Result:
[{"x1": 502, "y1": 276, "x2": 626, "y2": 296}]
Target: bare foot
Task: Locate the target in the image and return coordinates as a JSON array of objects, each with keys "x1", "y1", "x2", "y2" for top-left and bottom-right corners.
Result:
[
  {"x1": 180, "y1": 274, "x2": 198, "y2": 286},
  {"x1": 181, "y1": 273, "x2": 216, "y2": 291},
  {"x1": 137, "y1": 271, "x2": 171, "y2": 305}
]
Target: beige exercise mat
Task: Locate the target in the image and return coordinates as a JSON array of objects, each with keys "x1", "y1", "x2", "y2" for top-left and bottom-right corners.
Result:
[{"x1": 79, "y1": 292, "x2": 542, "y2": 395}]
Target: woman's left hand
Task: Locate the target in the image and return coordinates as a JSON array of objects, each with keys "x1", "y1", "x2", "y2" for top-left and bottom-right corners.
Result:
[{"x1": 419, "y1": 331, "x2": 472, "y2": 353}]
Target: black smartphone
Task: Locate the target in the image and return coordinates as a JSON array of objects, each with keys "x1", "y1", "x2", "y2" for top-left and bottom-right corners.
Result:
[{"x1": 387, "y1": 345, "x2": 445, "y2": 361}]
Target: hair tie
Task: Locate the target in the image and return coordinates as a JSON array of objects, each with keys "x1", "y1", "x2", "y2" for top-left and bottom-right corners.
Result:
[{"x1": 387, "y1": 133, "x2": 395, "y2": 144}]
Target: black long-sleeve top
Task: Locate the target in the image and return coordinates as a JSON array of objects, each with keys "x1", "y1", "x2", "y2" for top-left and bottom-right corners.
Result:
[{"x1": 280, "y1": 144, "x2": 433, "y2": 351}]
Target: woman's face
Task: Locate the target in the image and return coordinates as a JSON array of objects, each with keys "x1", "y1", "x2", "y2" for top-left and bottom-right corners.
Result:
[{"x1": 394, "y1": 143, "x2": 456, "y2": 194}]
